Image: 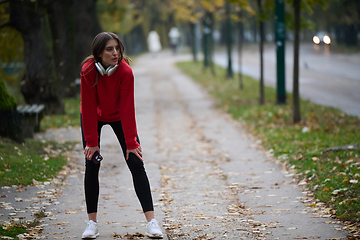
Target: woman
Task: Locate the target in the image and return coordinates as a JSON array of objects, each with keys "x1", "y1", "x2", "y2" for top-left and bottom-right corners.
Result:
[{"x1": 80, "y1": 32, "x2": 162, "y2": 239}]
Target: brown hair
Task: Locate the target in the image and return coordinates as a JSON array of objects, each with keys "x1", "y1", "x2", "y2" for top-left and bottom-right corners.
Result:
[{"x1": 81, "y1": 32, "x2": 131, "y2": 85}]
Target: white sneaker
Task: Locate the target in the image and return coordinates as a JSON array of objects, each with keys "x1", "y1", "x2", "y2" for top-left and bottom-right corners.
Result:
[
  {"x1": 146, "y1": 219, "x2": 163, "y2": 239},
  {"x1": 82, "y1": 220, "x2": 99, "y2": 239}
]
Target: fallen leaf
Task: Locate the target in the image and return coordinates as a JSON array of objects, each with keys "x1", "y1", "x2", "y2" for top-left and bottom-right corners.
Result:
[
  {"x1": 64, "y1": 210, "x2": 78, "y2": 214},
  {"x1": 294, "y1": 236, "x2": 320, "y2": 239},
  {"x1": 32, "y1": 179, "x2": 41, "y2": 185},
  {"x1": 52, "y1": 222, "x2": 69, "y2": 226}
]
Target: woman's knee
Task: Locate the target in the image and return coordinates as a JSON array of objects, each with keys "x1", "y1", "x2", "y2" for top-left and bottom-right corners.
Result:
[{"x1": 126, "y1": 154, "x2": 145, "y2": 172}]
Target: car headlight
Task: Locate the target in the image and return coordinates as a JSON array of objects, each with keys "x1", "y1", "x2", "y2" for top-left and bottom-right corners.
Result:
[
  {"x1": 323, "y1": 35, "x2": 331, "y2": 44},
  {"x1": 313, "y1": 36, "x2": 320, "y2": 44}
]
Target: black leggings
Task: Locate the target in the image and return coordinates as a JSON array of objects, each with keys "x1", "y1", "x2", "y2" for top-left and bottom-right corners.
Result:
[{"x1": 80, "y1": 116, "x2": 154, "y2": 214}]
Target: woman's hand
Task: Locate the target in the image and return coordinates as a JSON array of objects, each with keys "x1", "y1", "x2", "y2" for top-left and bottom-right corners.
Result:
[
  {"x1": 84, "y1": 146, "x2": 100, "y2": 161},
  {"x1": 126, "y1": 146, "x2": 143, "y2": 161}
]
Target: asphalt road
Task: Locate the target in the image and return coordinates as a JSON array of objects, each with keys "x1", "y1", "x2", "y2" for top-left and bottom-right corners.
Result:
[{"x1": 213, "y1": 42, "x2": 360, "y2": 118}]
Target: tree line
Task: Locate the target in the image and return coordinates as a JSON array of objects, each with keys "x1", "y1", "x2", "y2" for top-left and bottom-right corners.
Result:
[{"x1": 1, "y1": 0, "x2": 359, "y2": 123}]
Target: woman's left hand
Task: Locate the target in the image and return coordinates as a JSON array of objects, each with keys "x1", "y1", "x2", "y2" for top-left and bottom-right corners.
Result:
[{"x1": 126, "y1": 146, "x2": 143, "y2": 161}]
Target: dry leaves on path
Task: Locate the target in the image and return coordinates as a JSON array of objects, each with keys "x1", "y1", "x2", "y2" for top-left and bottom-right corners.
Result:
[{"x1": 111, "y1": 232, "x2": 147, "y2": 239}]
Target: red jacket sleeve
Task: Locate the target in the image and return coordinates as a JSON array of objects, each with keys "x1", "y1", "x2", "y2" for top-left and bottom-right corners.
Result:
[
  {"x1": 80, "y1": 61, "x2": 99, "y2": 147},
  {"x1": 119, "y1": 66, "x2": 140, "y2": 150}
]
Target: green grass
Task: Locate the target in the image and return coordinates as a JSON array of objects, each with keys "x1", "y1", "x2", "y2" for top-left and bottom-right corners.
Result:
[
  {"x1": 0, "y1": 212, "x2": 45, "y2": 240},
  {"x1": 0, "y1": 137, "x2": 74, "y2": 186},
  {"x1": 0, "y1": 222, "x2": 28, "y2": 240},
  {"x1": 176, "y1": 61, "x2": 360, "y2": 222},
  {"x1": 41, "y1": 95, "x2": 81, "y2": 129}
]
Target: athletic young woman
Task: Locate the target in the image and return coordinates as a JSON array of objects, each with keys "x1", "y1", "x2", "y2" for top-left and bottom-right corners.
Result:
[{"x1": 80, "y1": 32, "x2": 162, "y2": 239}]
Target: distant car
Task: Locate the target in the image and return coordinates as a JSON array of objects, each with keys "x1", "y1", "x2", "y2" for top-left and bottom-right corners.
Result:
[{"x1": 313, "y1": 31, "x2": 331, "y2": 45}]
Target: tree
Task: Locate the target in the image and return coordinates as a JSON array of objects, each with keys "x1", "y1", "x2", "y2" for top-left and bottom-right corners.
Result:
[
  {"x1": 171, "y1": 0, "x2": 225, "y2": 72},
  {"x1": 171, "y1": 0, "x2": 200, "y2": 61},
  {"x1": 97, "y1": 0, "x2": 144, "y2": 54},
  {"x1": 322, "y1": 0, "x2": 360, "y2": 46},
  {"x1": 225, "y1": 1, "x2": 234, "y2": 79},
  {"x1": 97, "y1": 0, "x2": 140, "y2": 34},
  {"x1": 235, "y1": 3, "x2": 249, "y2": 89},
  {"x1": 293, "y1": 0, "x2": 301, "y2": 123},
  {"x1": 203, "y1": 11, "x2": 214, "y2": 72},
  {"x1": 98, "y1": 0, "x2": 175, "y2": 54},
  {"x1": 4, "y1": 0, "x2": 101, "y2": 114},
  {"x1": 48, "y1": 0, "x2": 78, "y2": 98},
  {"x1": 249, "y1": 0, "x2": 274, "y2": 104},
  {"x1": 285, "y1": 0, "x2": 330, "y2": 123},
  {"x1": 9, "y1": 0, "x2": 64, "y2": 114},
  {"x1": 73, "y1": 0, "x2": 102, "y2": 75},
  {"x1": 258, "y1": 0, "x2": 265, "y2": 104},
  {"x1": 229, "y1": 1, "x2": 254, "y2": 88},
  {"x1": 189, "y1": 22, "x2": 199, "y2": 62}
]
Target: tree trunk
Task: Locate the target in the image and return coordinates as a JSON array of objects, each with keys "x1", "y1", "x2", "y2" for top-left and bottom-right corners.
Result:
[
  {"x1": 258, "y1": 0, "x2": 264, "y2": 104},
  {"x1": 137, "y1": 25, "x2": 148, "y2": 53},
  {"x1": 203, "y1": 13, "x2": 211, "y2": 69},
  {"x1": 293, "y1": 0, "x2": 301, "y2": 123},
  {"x1": 344, "y1": 24, "x2": 358, "y2": 46},
  {"x1": 72, "y1": 0, "x2": 102, "y2": 73},
  {"x1": 10, "y1": 0, "x2": 64, "y2": 114},
  {"x1": 189, "y1": 22, "x2": 198, "y2": 62},
  {"x1": 48, "y1": 0, "x2": 78, "y2": 98},
  {"x1": 238, "y1": 7, "x2": 244, "y2": 89},
  {"x1": 209, "y1": 12, "x2": 216, "y2": 75},
  {"x1": 335, "y1": 25, "x2": 344, "y2": 44},
  {"x1": 226, "y1": 1, "x2": 233, "y2": 79},
  {"x1": 253, "y1": 21, "x2": 257, "y2": 42}
]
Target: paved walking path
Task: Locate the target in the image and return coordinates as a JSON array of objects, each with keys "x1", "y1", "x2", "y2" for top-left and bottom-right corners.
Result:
[{"x1": 0, "y1": 51, "x2": 352, "y2": 239}]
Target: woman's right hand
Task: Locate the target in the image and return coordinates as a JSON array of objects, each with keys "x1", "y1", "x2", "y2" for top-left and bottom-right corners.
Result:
[{"x1": 84, "y1": 146, "x2": 100, "y2": 161}]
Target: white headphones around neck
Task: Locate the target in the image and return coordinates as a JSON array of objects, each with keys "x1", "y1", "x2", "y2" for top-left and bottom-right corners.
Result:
[{"x1": 95, "y1": 62, "x2": 118, "y2": 76}]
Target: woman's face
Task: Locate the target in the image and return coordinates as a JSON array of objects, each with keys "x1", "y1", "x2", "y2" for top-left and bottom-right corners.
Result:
[{"x1": 99, "y1": 39, "x2": 120, "y2": 68}]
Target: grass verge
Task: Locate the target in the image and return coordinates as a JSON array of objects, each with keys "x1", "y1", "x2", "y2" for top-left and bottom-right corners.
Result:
[
  {"x1": 41, "y1": 95, "x2": 81, "y2": 129},
  {"x1": 176, "y1": 61, "x2": 360, "y2": 222},
  {"x1": 0, "y1": 137, "x2": 74, "y2": 186}
]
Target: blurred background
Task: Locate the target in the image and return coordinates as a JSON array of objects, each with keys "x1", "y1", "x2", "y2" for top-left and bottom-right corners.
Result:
[{"x1": 0, "y1": 0, "x2": 359, "y2": 115}]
